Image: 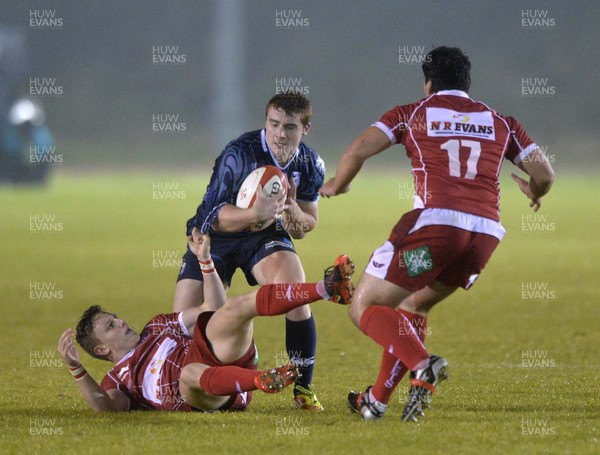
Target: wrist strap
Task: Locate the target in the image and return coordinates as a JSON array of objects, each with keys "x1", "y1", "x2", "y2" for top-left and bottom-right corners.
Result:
[
  {"x1": 199, "y1": 258, "x2": 215, "y2": 274},
  {"x1": 69, "y1": 364, "x2": 88, "y2": 381}
]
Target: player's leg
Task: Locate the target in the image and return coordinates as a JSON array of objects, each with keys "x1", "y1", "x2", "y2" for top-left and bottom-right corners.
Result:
[
  {"x1": 251, "y1": 249, "x2": 322, "y2": 410},
  {"x1": 181, "y1": 272, "x2": 350, "y2": 411},
  {"x1": 367, "y1": 284, "x2": 456, "y2": 411},
  {"x1": 205, "y1": 262, "x2": 352, "y2": 364},
  {"x1": 180, "y1": 361, "x2": 298, "y2": 411},
  {"x1": 205, "y1": 291, "x2": 258, "y2": 364},
  {"x1": 349, "y1": 274, "x2": 455, "y2": 421},
  {"x1": 173, "y1": 248, "x2": 205, "y2": 312},
  {"x1": 179, "y1": 363, "x2": 231, "y2": 410},
  {"x1": 349, "y1": 273, "x2": 430, "y2": 371},
  {"x1": 398, "y1": 280, "x2": 457, "y2": 316},
  {"x1": 364, "y1": 282, "x2": 456, "y2": 420},
  {"x1": 347, "y1": 273, "x2": 432, "y2": 420},
  {"x1": 347, "y1": 213, "x2": 457, "y2": 420},
  {"x1": 399, "y1": 228, "x2": 498, "y2": 422},
  {"x1": 197, "y1": 255, "x2": 354, "y2": 408},
  {"x1": 181, "y1": 301, "x2": 315, "y2": 412},
  {"x1": 173, "y1": 279, "x2": 204, "y2": 312},
  {"x1": 186, "y1": 288, "x2": 318, "y2": 407}
]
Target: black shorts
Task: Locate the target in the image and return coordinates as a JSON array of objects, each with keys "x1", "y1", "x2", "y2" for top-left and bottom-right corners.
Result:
[{"x1": 176, "y1": 227, "x2": 296, "y2": 286}]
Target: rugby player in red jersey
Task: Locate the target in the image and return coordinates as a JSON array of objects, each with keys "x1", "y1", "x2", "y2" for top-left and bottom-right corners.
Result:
[
  {"x1": 320, "y1": 46, "x2": 554, "y2": 421},
  {"x1": 57, "y1": 230, "x2": 354, "y2": 412}
]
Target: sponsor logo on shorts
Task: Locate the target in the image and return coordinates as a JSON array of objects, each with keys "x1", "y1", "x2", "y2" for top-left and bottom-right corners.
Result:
[
  {"x1": 403, "y1": 246, "x2": 434, "y2": 277},
  {"x1": 265, "y1": 240, "x2": 294, "y2": 250},
  {"x1": 372, "y1": 261, "x2": 385, "y2": 268}
]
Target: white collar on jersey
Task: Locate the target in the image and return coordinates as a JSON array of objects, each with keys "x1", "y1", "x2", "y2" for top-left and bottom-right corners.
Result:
[
  {"x1": 260, "y1": 128, "x2": 299, "y2": 170},
  {"x1": 434, "y1": 89, "x2": 470, "y2": 98}
]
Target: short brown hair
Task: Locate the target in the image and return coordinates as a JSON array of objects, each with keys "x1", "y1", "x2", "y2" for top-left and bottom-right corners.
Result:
[
  {"x1": 75, "y1": 305, "x2": 109, "y2": 361},
  {"x1": 266, "y1": 93, "x2": 312, "y2": 126}
]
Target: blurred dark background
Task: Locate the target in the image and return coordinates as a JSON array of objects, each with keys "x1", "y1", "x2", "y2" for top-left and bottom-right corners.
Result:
[{"x1": 1, "y1": 0, "x2": 596, "y2": 172}]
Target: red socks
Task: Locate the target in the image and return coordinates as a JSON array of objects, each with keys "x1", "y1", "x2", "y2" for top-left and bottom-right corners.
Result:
[
  {"x1": 255, "y1": 283, "x2": 327, "y2": 316},
  {"x1": 371, "y1": 309, "x2": 428, "y2": 404},
  {"x1": 199, "y1": 366, "x2": 258, "y2": 395},
  {"x1": 371, "y1": 351, "x2": 409, "y2": 404},
  {"x1": 402, "y1": 309, "x2": 428, "y2": 343},
  {"x1": 359, "y1": 306, "x2": 429, "y2": 372}
]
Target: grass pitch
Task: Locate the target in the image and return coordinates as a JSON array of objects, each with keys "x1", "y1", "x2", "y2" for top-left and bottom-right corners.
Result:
[{"x1": 0, "y1": 170, "x2": 598, "y2": 454}]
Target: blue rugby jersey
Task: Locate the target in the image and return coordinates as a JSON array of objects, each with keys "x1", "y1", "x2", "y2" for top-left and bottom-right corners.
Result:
[{"x1": 187, "y1": 129, "x2": 325, "y2": 235}]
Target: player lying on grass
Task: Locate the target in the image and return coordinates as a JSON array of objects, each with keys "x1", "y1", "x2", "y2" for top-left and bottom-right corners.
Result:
[
  {"x1": 320, "y1": 46, "x2": 555, "y2": 422},
  {"x1": 57, "y1": 230, "x2": 354, "y2": 412}
]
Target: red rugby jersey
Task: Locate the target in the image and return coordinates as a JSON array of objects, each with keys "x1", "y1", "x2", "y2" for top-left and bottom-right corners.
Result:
[
  {"x1": 374, "y1": 90, "x2": 537, "y2": 221},
  {"x1": 100, "y1": 313, "x2": 193, "y2": 411}
]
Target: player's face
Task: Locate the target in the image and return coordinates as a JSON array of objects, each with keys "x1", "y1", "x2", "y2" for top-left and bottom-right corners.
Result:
[
  {"x1": 265, "y1": 106, "x2": 310, "y2": 165},
  {"x1": 92, "y1": 313, "x2": 140, "y2": 356}
]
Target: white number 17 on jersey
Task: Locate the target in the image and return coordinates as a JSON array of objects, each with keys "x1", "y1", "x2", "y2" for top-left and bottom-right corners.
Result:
[{"x1": 440, "y1": 139, "x2": 481, "y2": 180}]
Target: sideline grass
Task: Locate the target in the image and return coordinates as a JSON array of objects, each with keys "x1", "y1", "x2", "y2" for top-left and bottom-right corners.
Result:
[{"x1": 0, "y1": 170, "x2": 598, "y2": 454}]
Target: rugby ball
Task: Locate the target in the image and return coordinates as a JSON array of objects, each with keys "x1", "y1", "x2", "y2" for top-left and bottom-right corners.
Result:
[{"x1": 236, "y1": 165, "x2": 288, "y2": 231}]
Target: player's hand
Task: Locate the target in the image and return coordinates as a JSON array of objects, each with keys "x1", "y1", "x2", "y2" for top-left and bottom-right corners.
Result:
[
  {"x1": 57, "y1": 328, "x2": 82, "y2": 368},
  {"x1": 511, "y1": 173, "x2": 542, "y2": 212},
  {"x1": 285, "y1": 176, "x2": 297, "y2": 203},
  {"x1": 252, "y1": 184, "x2": 286, "y2": 221},
  {"x1": 319, "y1": 178, "x2": 350, "y2": 198},
  {"x1": 283, "y1": 177, "x2": 298, "y2": 213},
  {"x1": 282, "y1": 178, "x2": 301, "y2": 230},
  {"x1": 188, "y1": 227, "x2": 211, "y2": 260}
]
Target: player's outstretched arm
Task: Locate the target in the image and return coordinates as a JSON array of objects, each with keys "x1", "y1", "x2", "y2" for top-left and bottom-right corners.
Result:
[
  {"x1": 57, "y1": 329, "x2": 129, "y2": 412},
  {"x1": 512, "y1": 147, "x2": 555, "y2": 212},
  {"x1": 320, "y1": 126, "x2": 391, "y2": 198},
  {"x1": 187, "y1": 229, "x2": 226, "y2": 313}
]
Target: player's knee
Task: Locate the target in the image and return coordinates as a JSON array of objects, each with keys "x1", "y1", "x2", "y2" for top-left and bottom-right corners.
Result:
[
  {"x1": 180, "y1": 363, "x2": 208, "y2": 392},
  {"x1": 348, "y1": 300, "x2": 364, "y2": 328},
  {"x1": 348, "y1": 284, "x2": 376, "y2": 327},
  {"x1": 223, "y1": 292, "x2": 257, "y2": 318},
  {"x1": 286, "y1": 304, "x2": 311, "y2": 321}
]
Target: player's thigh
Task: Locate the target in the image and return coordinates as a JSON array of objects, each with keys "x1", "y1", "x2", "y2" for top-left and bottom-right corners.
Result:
[
  {"x1": 350, "y1": 272, "x2": 413, "y2": 327},
  {"x1": 173, "y1": 279, "x2": 204, "y2": 312},
  {"x1": 206, "y1": 292, "x2": 258, "y2": 364},
  {"x1": 180, "y1": 363, "x2": 230, "y2": 411},
  {"x1": 251, "y1": 250, "x2": 306, "y2": 283},
  {"x1": 398, "y1": 281, "x2": 457, "y2": 316}
]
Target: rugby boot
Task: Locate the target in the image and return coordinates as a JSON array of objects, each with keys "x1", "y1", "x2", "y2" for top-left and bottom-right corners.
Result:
[
  {"x1": 255, "y1": 364, "x2": 299, "y2": 393},
  {"x1": 348, "y1": 386, "x2": 388, "y2": 421},
  {"x1": 324, "y1": 254, "x2": 355, "y2": 304},
  {"x1": 402, "y1": 355, "x2": 449, "y2": 422}
]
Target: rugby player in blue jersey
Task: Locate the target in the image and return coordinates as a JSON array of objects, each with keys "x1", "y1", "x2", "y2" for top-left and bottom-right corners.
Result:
[{"x1": 174, "y1": 93, "x2": 326, "y2": 410}]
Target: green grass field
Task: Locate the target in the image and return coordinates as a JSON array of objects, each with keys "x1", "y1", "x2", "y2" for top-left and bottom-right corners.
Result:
[{"x1": 1, "y1": 170, "x2": 598, "y2": 454}]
